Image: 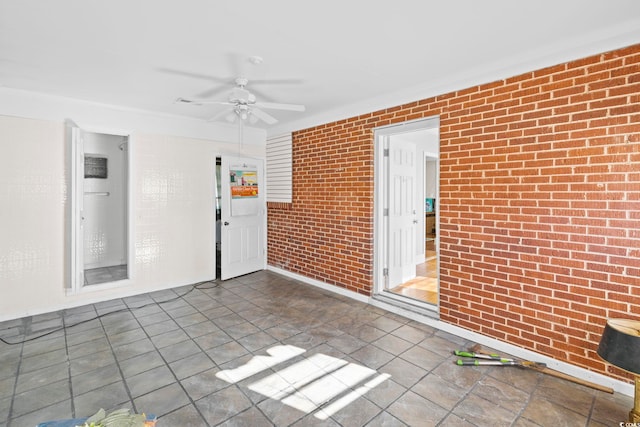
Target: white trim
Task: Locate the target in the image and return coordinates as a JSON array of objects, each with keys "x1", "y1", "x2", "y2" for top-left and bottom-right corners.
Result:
[
  {"x1": 373, "y1": 131, "x2": 387, "y2": 296},
  {"x1": 267, "y1": 266, "x2": 370, "y2": 304},
  {"x1": 69, "y1": 122, "x2": 83, "y2": 292},
  {"x1": 65, "y1": 277, "x2": 132, "y2": 296},
  {"x1": 267, "y1": 266, "x2": 634, "y2": 397},
  {"x1": 0, "y1": 87, "x2": 267, "y2": 145}
]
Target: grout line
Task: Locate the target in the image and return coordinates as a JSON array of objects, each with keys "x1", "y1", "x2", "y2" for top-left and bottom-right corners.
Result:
[
  {"x1": 97, "y1": 298, "x2": 137, "y2": 415},
  {"x1": 145, "y1": 284, "x2": 222, "y2": 425},
  {"x1": 4, "y1": 321, "x2": 25, "y2": 427},
  {"x1": 63, "y1": 314, "x2": 76, "y2": 419}
]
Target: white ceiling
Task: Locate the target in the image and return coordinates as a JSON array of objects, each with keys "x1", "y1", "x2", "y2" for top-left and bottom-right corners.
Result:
[{"x1": 1, "y1": 0, "x2": 640, "y2": 136}]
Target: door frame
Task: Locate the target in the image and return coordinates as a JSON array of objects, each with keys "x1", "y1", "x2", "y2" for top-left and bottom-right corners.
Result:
[
  {"x1": 424, "y1": 153, "x2": 439, "y2": 255},
  {"x1": 373, "y1": 116, "x2": 440, "y2": 309},
  {"x1": 67, "y1": 121, "x2": 133, "y2": 294},
  {"x1": 68, "y1": 121, "x2": 84, "y2": 292}
]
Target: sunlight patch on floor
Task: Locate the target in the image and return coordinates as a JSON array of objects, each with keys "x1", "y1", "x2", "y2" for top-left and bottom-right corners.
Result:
[
  {"x1": 314, "y1": 372, "x2": 392, "y2": 420},
  {"x1": 216, "y1": 345, "x2": 391, "y2": 419},
  {"x1": 215, "y1": 344, "x2": 305, "y2": 383}
]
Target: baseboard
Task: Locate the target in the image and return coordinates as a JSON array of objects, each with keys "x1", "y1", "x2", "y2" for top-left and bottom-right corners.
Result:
[
  {"x1": 267, "y1": 265, "x2": 370, "y2": 303},
  {"x1": 266, "y1": 265, "x2": 634, "y2": 397},
  {"x1": 372, "y1": 292, "x2": 438, "y2": 319},
  {"x1": 0, "y1": 275, "x2": 215, "y2": 323}
]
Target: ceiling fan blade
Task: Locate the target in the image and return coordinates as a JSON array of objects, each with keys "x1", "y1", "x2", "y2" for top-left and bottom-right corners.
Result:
[
  {"x1": 196, "y1": 84, "x2": 233, "y2": 99},
  {"x1": 245, "y1": 86, "x2": 275, "y2": 103},
  {"x1": 208, "y1": 108, "x2": 235, "y2": 122},
  {"x1": 176, "y1": 98, "x2": 233, "y2": 106},
  {"x1": 251, "y1": 108, "x2": 278, "y2": 125},
  {"x1": 159, "y1": 66, "x2": 236, "y2": 98},
  {"x1": 157, "y1": 67, "x2": 231, "y2": 83},
  {"x1": 250, "y1": 78, "x2": 304, "y2": 85},
  {"x1": 254, "y1": 102, "x2": 305, "y2": 112}
]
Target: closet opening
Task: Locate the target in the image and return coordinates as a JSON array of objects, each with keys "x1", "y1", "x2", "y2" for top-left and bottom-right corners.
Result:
[
  {"x1": 82, "y1": 132, "x2": 129, "y2": 286},
  {"x1": 68, "y1": 122, "x2": 130, "y2": 292}
]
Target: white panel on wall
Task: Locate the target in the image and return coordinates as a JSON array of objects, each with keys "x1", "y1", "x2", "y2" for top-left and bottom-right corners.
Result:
[{"x1": 266, "y1": 133, "x2": 292, "y2": 203}]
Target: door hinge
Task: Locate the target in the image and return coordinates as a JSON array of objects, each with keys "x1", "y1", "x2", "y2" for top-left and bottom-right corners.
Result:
[
  {"x1": 383, "y1": 268, "x2": 388, "y2": 277},
  {"x1": 383, "y1": 208, "x2": 389, "y2": 216},
  {"x1": 383, "y1": 148, "x2": 389, "y2": 157}
]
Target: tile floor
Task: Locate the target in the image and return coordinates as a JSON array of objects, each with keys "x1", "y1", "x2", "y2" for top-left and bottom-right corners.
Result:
[
  {"x1": 84, "y1": 265, "x2": 128, "y2": 286},
  {"x1": 0, "y1": 270, "x2": 633, "y2": 426}
]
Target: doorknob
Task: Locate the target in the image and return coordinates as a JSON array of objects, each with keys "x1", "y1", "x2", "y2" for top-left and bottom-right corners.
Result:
[
  {"x1": 224, "y1": 221, "x2": 229, "y2": 226},
  {"x1": 413, "y1": 219, "x2": 418, "y2": 224}
]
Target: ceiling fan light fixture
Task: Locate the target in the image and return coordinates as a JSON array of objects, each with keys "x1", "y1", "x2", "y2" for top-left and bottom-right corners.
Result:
[{"x1": 231, "y1": 105, "x2": 249, "y2": 121}]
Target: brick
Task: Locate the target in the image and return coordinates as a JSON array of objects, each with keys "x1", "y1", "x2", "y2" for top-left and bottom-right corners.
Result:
[{"x1": 268, "y1": 44, "x2": 640, "y2": 383}]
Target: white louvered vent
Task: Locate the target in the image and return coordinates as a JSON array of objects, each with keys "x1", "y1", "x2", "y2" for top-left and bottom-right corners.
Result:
[{"x1": 266, "y1": 133, "x2": 292, "y2": 203}]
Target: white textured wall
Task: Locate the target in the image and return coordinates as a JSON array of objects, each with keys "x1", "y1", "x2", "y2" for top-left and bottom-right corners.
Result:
[
  {"x1": 0, "y1": 110, "x2": 265, "y2": 320},
  {"x1": 131, "y1": 132, "x2": 250, "y2": 286},
  {"x1": 0, "y1": 116, "x2": 66, "y2": 318}
]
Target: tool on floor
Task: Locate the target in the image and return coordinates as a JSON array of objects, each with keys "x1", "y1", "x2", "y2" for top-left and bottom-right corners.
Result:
[
  {"x1": 454, "y1": 349, "x2": 546, "y2": 369},
  {"x1": 454, "y1": 344, "x2": 614, "y2": 394}
]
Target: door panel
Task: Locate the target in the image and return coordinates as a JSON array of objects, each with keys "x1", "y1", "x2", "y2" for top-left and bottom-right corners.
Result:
[
  {"x1": 245, "y1": 224, "x2": 262, "y2": 260},
  {"x1": 227, "y1": 227, "x2": 243, "y2": 264},
  {"x1": 67, "y1": 120, "x2": 85, "y2": 291},
  {"x1": 387, "y1": 140, "x2": 417, "y2": 288},
  {"x1": 220, "y1": 156, "x2": 266, "y2": 280}
]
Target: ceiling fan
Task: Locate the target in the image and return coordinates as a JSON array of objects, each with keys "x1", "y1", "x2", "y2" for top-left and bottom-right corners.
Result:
[{"x1": 176, "y1": 76, "x2": 305, "y2": 125}]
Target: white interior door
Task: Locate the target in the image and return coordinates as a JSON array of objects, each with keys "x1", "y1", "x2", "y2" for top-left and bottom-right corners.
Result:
[
  {"x1": 67, "y1": 120, "x2": 85, "y2": 291},
  {"x1": 387, "y1": 138, "x2": 417, "y2": 288},
  {"x1": 220, "y1": 155, "x2": 266, "y2": 280}
]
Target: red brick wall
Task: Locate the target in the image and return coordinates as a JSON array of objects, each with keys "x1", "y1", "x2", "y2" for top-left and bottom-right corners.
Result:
[{"x1": 267, "y1": 44, "x2": 640, "y2": 381}]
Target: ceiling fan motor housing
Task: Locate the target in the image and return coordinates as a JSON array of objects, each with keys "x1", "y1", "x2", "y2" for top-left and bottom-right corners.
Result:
[{"x1": 229, "y1": 86, "x2": 255, "y2": 105}]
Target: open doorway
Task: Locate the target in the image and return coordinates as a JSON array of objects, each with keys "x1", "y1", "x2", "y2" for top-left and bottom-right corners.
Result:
[
  {"x1": 389, "y1": 154, "x2": 438, "y2": 304},
  {"x1": 82, "y1": 132, "x2": 129, "y2": 285},
  {"x1": 68, "y1": 122, "x2": 129, "y2": 291},
  {"x1": 374, "y1": 117, "x2": 439, "y2": 311}
]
